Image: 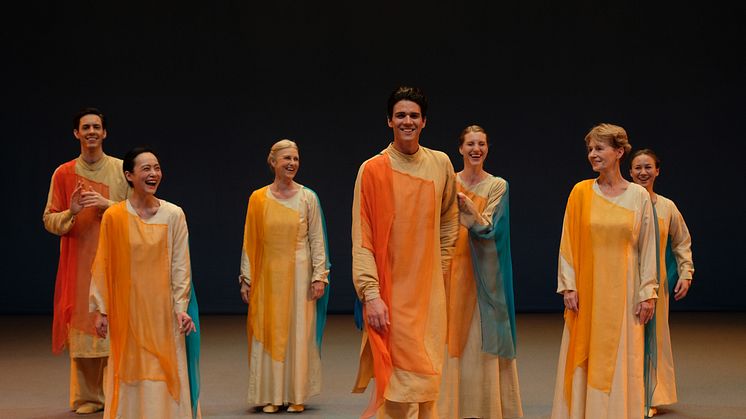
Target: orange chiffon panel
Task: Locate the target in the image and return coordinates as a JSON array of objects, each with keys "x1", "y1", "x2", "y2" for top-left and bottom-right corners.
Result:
[
  {"x1": 92, "y1": 203, "x2": 180, "y2": 415},
  {"x1": 358, "y1": 155, "x2": 439, "y2": 418},
  {"x1": 561, "y1": 180, "x2": 632, "y2": 406},
  {"x1": 244, "y1": 187, "x2": 299, "y2": 362},
  {"x1": 51, "y1": 161, "x2": 110, "y2": 353},
  {"x1": 359, "y1": 155, "x2": 394, "y2": 418},
  {"x1": 388, "y1": 170, "x2": 436, "y2": 373},
  {"x1": 445, "y1": 186, "x2": 486, "y2": 357}
]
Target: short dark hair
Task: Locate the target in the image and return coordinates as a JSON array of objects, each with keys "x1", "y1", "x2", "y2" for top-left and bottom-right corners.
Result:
[
  {"x1": 387, "y1": 86, "x2": 428, "y2": 119},
  {"x1": 123, "y1": 146, "x2": 158, "y2": 187},
  {"x1": 73, "y1": 107, "x2": 106, "y2": 131},
  {"x1": 630, "y1": 148, "x2": 661, "y2": 169}
]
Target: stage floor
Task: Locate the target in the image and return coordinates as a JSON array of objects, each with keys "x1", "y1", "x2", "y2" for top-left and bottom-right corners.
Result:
[{"x1": 1, "y1": 313, "x2": 744, "y2": 418}]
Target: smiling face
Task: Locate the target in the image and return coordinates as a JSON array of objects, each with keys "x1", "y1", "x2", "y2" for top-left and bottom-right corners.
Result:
[
  {"x1": 459, "y1": 131, "x2": 489, "y2": 168},
  {"x1": 587, "y1": 138, "x2": 623, "y2": 173},
  {"x1": 270, "y1": 147, "x2": 299, "y2": 182},
  {"x1": 630, "y1": 153, "x2": 659, "y2": 190},
  {"x1": 388, "y1": 100, "x2": 426, "y2": 149},
  {"x1": 125, "y1": 152, "x2": 162, "y2": 195},
  {"x1": 74, "y1": 114, "x2": 107, "y2": 152}
]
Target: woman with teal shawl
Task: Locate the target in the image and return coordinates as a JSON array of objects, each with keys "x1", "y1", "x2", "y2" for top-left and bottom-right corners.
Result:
[
  {"x1": 630, "y1": 149, "x2": 695, "y2": 417},
  {"x1": 438, "y1": 125, "x2": 523, "y2": 419},
  {"x1": 239, "y1": 140, "x2": 330, "y2": 414}
]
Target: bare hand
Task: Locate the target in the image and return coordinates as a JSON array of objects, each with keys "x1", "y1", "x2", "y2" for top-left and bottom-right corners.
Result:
[
  {"x1": 94, "y1": 312, "x2": 108, "y2": 338},
  {"x1": 365, "y1": 297, "x2": 390, "y2": 334},
  {"x1": 177, "y1": 312, "x2": 196, "y2": 335},
  {"x1": 240, "y1": 282, "x2": 251, "y2": 304},
  {"x1": 636, "y1": 299, "x2": 655, "y2": 324},
  {"x1": 70, "y1": 181, "x2": 84, "y2": 215},
  {"x1": 673, "y1": 278, "x2": 691, "y2": 301},
  {"x1": 79, "y1": 186, "x2": 110, "y2": 210},
  {"x1": 563, "y1": 290, "x2": 579, "y2": 312},
  {"x1": 457, "y1": 192, "x2": 477, "y2": 216},
  {"x1": 310, "y1": 281, "x2": 326, "y2": 300}
]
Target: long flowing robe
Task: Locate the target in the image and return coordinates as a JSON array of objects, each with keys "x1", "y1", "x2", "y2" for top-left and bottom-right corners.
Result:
[
  {"x1": 551, "y1": 180, "x2": 658, "y2": 419},
  {"x1": 90, "y1": 200, "x2": 200, "y2": 419},
  {"x1": 240, "y1": 185, "x2": 330, "y2": 406},
  {"x1": 351, "y1": 144, "x2": 459, "y2": 418},
  {"x1": 649, "y1": 194, "x2": 694, "y2": 407},
  {"x1": 439, "y1": 175, "x2": 523, "y2": 419},
  {"x1": 43, "y1": 154, "x2": 129, "y2": 356}
]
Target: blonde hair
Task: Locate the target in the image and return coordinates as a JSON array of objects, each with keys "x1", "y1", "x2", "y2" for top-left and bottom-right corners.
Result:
[
  {"x1": 584, "y1": 123, "x2": 632, "y2": 158},
  {"x1": 267, "y1": 139, "x2": 299, "y2": 168},
  {"x1": 458, "y1": 125, "x2": 489, "y2": 146}
]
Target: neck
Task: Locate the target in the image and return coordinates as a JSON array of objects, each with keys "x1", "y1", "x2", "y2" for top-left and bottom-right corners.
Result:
[
  {"x1": 272, "y1": 177, "x2": 295, "y2": 190},
  {"x1": 460, "y1": 164, "x2": 485, "y2": 183},
  {"x1": 129, "y1": 190, "x2": 158, "y2": 208},
  {"x1": 392, "y1": 140, "x2": 419, "y2": 155},
  {"x1": 596, "y1": 168, "x2": 625, "y2": 186},
  {"x1": 645, "y1": 184, "x2": 657, "y2": 202},
  {"x1": 80, "y1": 147, "x2": 104, "y2": 164}
]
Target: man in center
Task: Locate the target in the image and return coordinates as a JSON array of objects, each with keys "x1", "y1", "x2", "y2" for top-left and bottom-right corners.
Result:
[{"x1": 352, "y1": 86, "x2": 459, "y2": 418}]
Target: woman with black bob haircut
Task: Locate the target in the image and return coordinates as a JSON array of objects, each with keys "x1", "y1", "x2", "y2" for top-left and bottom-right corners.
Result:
[{"x1": 91, "y1": 146, "x2": 201, "y2": 418}]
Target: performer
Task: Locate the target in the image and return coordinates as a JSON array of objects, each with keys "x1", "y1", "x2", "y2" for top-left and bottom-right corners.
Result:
[
  {"x1": 551, "y1": 123, "x2": 658, "y2": 419},
  {"x1": 438, "y1": 125, "x2": 523, "y2": 419},
  {"x1": 43, "y1": 107, "x2": 129, "y2": 414},
  {"x1": 629, "y1": 149, "x2": 694, "y2": 417},
  {"x1": 239, "y1": 139, "x2": 330, "y2": 414},
  {"x1": 352, "y1": 86, "x2": 459, "y2": 418},
  {"x1": 90, "y1": 147, "x2": 201, "y2": 419}
]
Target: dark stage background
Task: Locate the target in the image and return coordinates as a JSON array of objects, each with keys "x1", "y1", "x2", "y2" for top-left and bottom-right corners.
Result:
[{"x1": 2, "y1": 2, "x2": 744, "y2": 314}]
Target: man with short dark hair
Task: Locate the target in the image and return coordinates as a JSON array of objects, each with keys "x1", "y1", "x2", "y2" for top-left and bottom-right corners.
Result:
[
  {"x1": 352, "y1": 87, "x2": 459, "y2": 418},
  {"x1": 43, "y1": 108, "x2": 129, "y2": 414}
]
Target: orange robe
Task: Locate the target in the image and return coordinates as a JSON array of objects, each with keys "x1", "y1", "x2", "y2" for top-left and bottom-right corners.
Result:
[
  {"x1": 43, "y1": 154, "x2": 128, "y2": 356},
  {"x1": 352, "y1": 144, "x2": 459, "y2": 417}
]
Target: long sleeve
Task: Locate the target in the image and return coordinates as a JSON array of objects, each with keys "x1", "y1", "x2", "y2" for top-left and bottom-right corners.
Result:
[
  {"x1": 637, "y1": 192, "x2": 659, "y2": 303},
  {"x1": 461, "y1": 178, "x2": 507, "y2": 233},
  {"x1": 306, "y1": 190, "x2": 330, "y2": 284},
  {"x1": 170, "y1": 208, "x2": 192, "y2": 314},
  {"x1": 351, "y1": 162, "x2": 380, "y2": 302},
  {"x1": 43, "y1": 169, "x2": 76, "y2": 236},
  {"x1": 239, "y1": 198, "x2": 253, "y2": 286},
  {"x1": 439, "y1": 160, "x2": 459, "y2": 278},
  {"x1": 557, "y1": 199, "x2": 577, "y2": 294},
  {"x1": 668, "y1": 202, "x2": 694, "y2": 280},
  {"x1": 89, "y1": 213, "x2": 111, "y2": 315}
]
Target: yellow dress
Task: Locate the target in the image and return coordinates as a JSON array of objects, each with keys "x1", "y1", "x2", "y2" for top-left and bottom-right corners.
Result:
[
  {"x1": 240, "y1": 185, "x2": 329, "y2": 406},
  {"x1": 90, "y1": 200, "x2": 198, "y2": 419},
  {"x1": 551, "y1": 180, "x2": 657, "y2": 419}
]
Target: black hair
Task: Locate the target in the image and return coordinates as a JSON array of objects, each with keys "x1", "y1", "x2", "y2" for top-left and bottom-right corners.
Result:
[
  {"x1": 73, "y1": 107, "x2": 106, "y2": 131},
  {"x1": 123, "y1": 146, "x2": 158, "y2": 187},
  {"x1": 386, "y1": 86, "x2": 428, "y2": 119}
]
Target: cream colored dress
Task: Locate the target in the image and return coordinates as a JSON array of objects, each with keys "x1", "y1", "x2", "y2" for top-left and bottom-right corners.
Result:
[
  {"x1": 651, "y1": 194, "x2": 694, "y2": 406},
  {"x1": 438, "y1": 175, "x2": 522, "y2": 419}
]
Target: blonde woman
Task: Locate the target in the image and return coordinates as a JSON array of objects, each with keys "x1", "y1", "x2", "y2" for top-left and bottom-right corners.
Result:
[
  {"x1": 439, "y1": 125, "x2": 523, "y2": 419},
  {"x1": 551, "y1": 124, "x2": 658, "y2": 419},
  {"x1": 239, "y1": 139, "x2": 330, "y2": 413}
]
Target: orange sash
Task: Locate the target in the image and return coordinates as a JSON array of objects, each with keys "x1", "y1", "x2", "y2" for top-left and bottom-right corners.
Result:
[
  {"x1": 92, "y1": 202, "x2": 180, "y2": 415},
  {"x1": 243, "y1": 187, "x2": 299, "y2": 362},
  {"x1": 446, "y1": 184, "x2": 487, "y2": 357},
  {"x1": 51, "y1": 160, "x2": 110, "y2": 353},
  {"x1": 561, "y1": 180, "x2": 633, "y2": 403}
]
